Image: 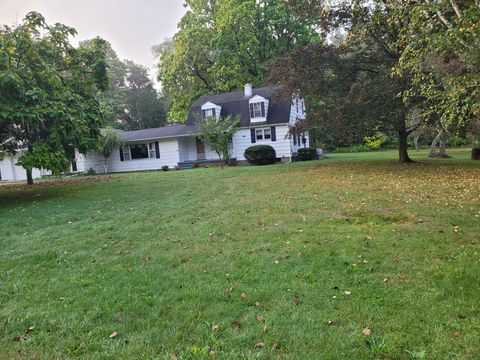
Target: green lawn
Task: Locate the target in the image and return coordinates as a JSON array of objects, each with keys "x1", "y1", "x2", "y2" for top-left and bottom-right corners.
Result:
[{"x1": 1, "y1": 149, "x2": 479, "y2": 359}]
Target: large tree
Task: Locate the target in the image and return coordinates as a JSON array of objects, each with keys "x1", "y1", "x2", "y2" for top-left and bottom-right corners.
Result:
[
  {"x1": 392, "y1": 1, "x2": 480, "y2": 158},
  {"x1": 0, "y1": 12, "x2": 108, "y2": 184},
  {"x1": 82, "y1": 40, "x2": 169, "y2": 130},
  {"x1": 156, "y1": 0, "x2": 320, "y2": 121},
  {"x1": 271, "y1": 1, "x2": 422, "y2": 162}
]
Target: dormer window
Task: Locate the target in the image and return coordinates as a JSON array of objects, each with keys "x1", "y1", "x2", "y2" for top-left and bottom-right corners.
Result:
[
  {"x1": 250, "y1": 102, "x2": 265, "y2": 119},
  {"x1": 200, "y1": 101, "x2": 221, "y2": 121},
  {"x1": 202, "y1": 107, "x2": 216, "y2": 120}
]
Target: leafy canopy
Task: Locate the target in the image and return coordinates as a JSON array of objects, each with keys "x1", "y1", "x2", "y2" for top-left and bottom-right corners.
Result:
[
  {"x1": 0, "y1": 12, "x2": 108, "y2": 182},
  {"x1": 156, "y1": 0, "x2": 320, "y2": 121}
]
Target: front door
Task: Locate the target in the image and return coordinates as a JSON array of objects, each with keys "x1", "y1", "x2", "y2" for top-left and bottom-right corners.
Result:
[{"x1": 196, "y1": 138, "x2": 206, "y2": 160}]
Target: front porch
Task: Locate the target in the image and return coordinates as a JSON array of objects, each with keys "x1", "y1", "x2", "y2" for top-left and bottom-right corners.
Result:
[{"x1": 177, "y1": 136, "x2": 222, "y2": 169}]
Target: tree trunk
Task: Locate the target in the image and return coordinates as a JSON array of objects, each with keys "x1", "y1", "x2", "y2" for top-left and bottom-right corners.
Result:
[
  {"x1": 472, "y1": 147, "x2": 480, "y2": 160},
  {"x1": 398, "y1": 130, "x2": 413, "y2": 163},
  {"x1": 413, "y1": 135, "x2": 420, "y2": 151},
  {"x1": 26, "y1": 169, "x2": 34, "y2": 186},
  {"x1": 430, "y1": 129, "x2": 449, "y2": 158}
]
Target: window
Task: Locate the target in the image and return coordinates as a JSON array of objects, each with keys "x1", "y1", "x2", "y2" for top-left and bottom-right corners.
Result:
[
  {"x1": 148, "y1": 143, "x2": 155, "y2": 158},
  {"x1": 296, "y1": 98, "x2": 299, "y2": 113},
  {"x1": 255, "y1": 128, "x2": 271, "y2": 140},
  {"x1": 202, "y1": 108, "x2": 216, "y2": 120},
  {"x1": 130, "y1": 144, "x2": 149, "y2": 159},
  {"x1": 250, "y1": 102, "x2": 265, "y2": 118}
]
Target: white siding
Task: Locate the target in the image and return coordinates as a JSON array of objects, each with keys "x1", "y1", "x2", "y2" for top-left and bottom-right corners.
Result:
[
  {"x1": 0, "y1": 152, "x2": 50, "y2": 181},
  {"x1": 78, "y1": 138, "x2": 180, "y2": 173},
  {"x1": 232, "y1": 125, "x2": 292, "y2": 161}
]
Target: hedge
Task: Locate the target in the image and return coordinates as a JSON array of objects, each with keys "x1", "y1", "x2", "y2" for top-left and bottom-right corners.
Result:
[
  {"x1": 297, "y1": 148, "x2": 318, "y2": 161},
  {"x1": 244, "y1": 145, "x2": 276, "y2": 165}
]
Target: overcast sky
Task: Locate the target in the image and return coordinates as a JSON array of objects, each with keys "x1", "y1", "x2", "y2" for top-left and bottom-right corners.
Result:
[{"x1": 0, "y1": 0, "x2": 186, "y2": 82}]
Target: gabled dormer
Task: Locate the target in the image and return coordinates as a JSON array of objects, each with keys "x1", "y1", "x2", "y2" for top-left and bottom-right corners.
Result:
[
  {"x1": 201, "y1": 101, "x2": 222, "y2": 121},
  {"x1": 248, "y1": 94, "x2": 269, "y2": 123}
]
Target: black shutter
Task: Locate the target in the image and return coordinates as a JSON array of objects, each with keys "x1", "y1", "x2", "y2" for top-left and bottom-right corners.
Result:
[
  {"x1": 249, "y1": 103, "x2": 254, "y2": 118},
  {"x1": 202, "y1": 109, "x2": 206, "y2": 120},
  {"x1": 212, "y1": 108, "x2": 216, "y2": 118},
  {"x1": 155, "y1": 141, "x2": 160, "y2": 158},
  {"x1": 261, "y1": 102, "x2": 265, "y2": 117},
  {"x1": 293, "y1": 134, "x2": 297, "y2": 146},
  {"x1": 119, "y1": 147, "x2": 124, "y2": 161},
  {"x1": 250, "y1": 128, "x2": 256, "y2": 143},
  {"x1": 271, "y1": 127, "x2": 276, "y2": 141}
]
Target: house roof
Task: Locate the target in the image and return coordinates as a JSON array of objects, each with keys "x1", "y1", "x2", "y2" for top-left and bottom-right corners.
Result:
[
  {"x1": 121, "y1": 124, "x2": 199, "y2": 142},
  {"x1": 187, "y1": 86, "x2": 292, "y2": 127}
]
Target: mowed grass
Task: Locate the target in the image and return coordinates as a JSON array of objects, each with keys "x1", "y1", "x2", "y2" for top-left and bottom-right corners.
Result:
[{"x1": 0, "y1": 149, "x2": 479, "y2": 359}]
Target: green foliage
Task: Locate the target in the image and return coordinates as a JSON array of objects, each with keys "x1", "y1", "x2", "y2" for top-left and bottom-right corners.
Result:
[
  {"x1": 97, "y1": 129, "x2": 124, "y2": 173},
  {"x1": 85, "y1": 168, "x2": 97, "y2": 176},
  {"x1": 156, "y1": 0, "x2": 320, "y2": 121},
  {"x1": 244, "y1": 145, "x2": 276, "y2": 165},
  {"x1": 364, "y1": 132, "x2": 389, "y2": 150},
  {"x1": 82, "y1": 40, "x2": 169, "y2": 130},
  {"x1": 297, "y1": 148, "x2": 318, "y2": 161},
  {"x1": 195, "y1": 114, "x2": 240, "y2": 162},
  {"x1": 335, "y1": 145, "x2": 371, "y2": 153},
  {"x1": 161, "y1": 165, "x2": 169, "y2": 172},
  {"x1": 99, "y1": 129, "x2": 124, "y2": 159},
  {"x1": 392, "y1": 2, "x2": 480, "y2": 130},
  {"x1": 0, "y1": 12, "x2": 108, "y2": 183}
]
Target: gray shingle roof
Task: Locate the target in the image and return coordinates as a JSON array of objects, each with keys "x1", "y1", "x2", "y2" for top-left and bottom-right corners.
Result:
[
  {"x1": 121, "y1": 124, "x2": 199, "y2": 142},
  {"x1": 187, "y1": 86, "x2": 291, "y2": 127},
  {"x1": 112, "y1": 86, "x2": 291, "y2": 143}
]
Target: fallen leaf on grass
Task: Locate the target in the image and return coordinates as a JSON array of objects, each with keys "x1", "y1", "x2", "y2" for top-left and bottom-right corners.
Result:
[
  {"x1": 240, "y1": 292, "x2": 246, "y2": 298},
  {"x1": 362, "y1": 328, "x2": 371, "y2": 336},
  {"x1": 12, "y1": 336, "x2": 23, "y2": 342},
  {"x1": 327, "y1": 320, "x2": 334, "y2": 325},
  {"x1": 109, "y1": 332, "x2": 118, "y2": 339},
  {"x1": 294, "y1": 296, "x2": 301, "y2": 305},
  {"x1": 25, "y1": 326, "x2": 34, "y2": 333},
  {"x1": 344, "y1": 290, "x2": 352, "y2": 295},
  {"x1": 231, "y1": 321, "x2": 242, "y2": 329},
  {"x1": 211, "y1": 324, "x2": 219, "y2": 331},
  {"x1": 254, "y1": 342, "x2": 264, "y2": 348},
  {"x1": 399, "y1": 275, "x2": 407, "y2": 281},
  {"x1": 255, "y1": 301, "x2": 261, "y2": 308},
  {"x1": 256, "y1": 315, "x2": 265, "y2": 322}
]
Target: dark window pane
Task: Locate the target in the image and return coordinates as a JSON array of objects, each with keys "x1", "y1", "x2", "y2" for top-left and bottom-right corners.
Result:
[{"x1": 130, "y1": 144, "x2": 149, "y2": 159}]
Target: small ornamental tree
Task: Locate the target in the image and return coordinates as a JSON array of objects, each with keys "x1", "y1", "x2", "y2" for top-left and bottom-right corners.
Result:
[
  {"x1": 195, "y1": 114, "x2": 240, "y2": 165},
  {"x1": 98, "y1": 129, "x2": 124, "y2": 173},
  {"x1": 0, "y1": 12, "x2": 108, "y2": 184}
]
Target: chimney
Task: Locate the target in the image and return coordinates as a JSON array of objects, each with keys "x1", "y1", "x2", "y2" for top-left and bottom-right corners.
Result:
[{"x1": 244, "y1": 83, "x2": 253, "y2": 97}]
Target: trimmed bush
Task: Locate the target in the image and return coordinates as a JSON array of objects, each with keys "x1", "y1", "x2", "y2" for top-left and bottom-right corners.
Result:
[
  {"x1": 161, "y1": 165, "x2": 169, "y2": 171},
  {"x1": 85, "y1": 168, "x2": 96, "y2": 176},
  {"x1": 244, "y1": 145, "x2": 276, "y2": 165},
  {"x1": 297, "y1": 148, "x2": 318, "y2": 161}
]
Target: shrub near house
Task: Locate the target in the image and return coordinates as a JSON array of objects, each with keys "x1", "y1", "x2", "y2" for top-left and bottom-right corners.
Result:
[{"x1": 244, "y1": 145, "x2": 276, "y2": 165}]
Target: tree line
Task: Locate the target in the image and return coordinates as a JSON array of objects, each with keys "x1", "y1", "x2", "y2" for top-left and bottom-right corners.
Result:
[{"x1": 156, "y1": 0, "x2": 479, "y2": 162}]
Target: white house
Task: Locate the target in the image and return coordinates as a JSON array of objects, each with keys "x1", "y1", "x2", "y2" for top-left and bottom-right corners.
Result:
[
  {"x1": 0, "y1": 85, "x2": 309, "y2": 180},
  {"x1": 76, "y1": 84, "x2": 309, "y2": 173},
  {"x1": 0, "y1": 150, "x2": 51, "y2": 182}
]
